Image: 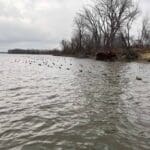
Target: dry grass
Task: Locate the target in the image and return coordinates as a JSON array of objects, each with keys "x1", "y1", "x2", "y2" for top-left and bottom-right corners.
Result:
[
  {"x1": 130, "y1": 48, "x2": 150, "y2": 61},
  {"x1": 139, "y1": 52, "x2": 150, "y2": 61}
]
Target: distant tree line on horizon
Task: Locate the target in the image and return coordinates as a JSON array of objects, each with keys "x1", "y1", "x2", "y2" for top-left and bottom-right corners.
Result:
[
  {"x1": 8, "y1": 48, "x2": 62, "y2": 56},
  {"x1": 61, "y1": 0, "x2": 150, "y2": 58}
]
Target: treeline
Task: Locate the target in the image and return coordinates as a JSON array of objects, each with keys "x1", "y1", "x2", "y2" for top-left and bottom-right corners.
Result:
[
  {"x1": 61, "y1": 0, "x2": 150, "y2": 58},
  {"x1": 8, "y1": 49, "x2": 62, "y2": 56}
]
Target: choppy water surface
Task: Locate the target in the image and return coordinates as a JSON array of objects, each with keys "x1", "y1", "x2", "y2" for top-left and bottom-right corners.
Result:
[{"x1": 0, "y1": 54, "x2": 150, "y2": 150}]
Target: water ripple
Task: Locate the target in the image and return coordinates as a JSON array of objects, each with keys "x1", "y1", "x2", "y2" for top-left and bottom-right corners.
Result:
[{"x1": 0, "y1": 54, "x2": 150, "y2": 150}]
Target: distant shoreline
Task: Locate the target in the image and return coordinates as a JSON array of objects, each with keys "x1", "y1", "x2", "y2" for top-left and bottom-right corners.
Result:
[
  {"x1": 0, "y1": 52, "x2": 8, "y2": 54},
  {"x1": 7, "y1": 49, "x2": 89, "y2": 58},
  {"x1": 8, "y1": 49, "x2": 62, "y2": 56}
]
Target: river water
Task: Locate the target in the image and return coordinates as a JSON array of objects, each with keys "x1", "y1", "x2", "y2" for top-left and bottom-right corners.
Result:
[{"x1": 0, "y1": 54, "x2": 150, "y2": 150}]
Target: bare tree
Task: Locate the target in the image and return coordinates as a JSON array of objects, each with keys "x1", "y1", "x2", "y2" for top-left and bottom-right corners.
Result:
[
  {"x1": 61, "y1": 0, "x2": 140, "y2": 57},
  {"x1": 79, "y1": 7, "x2": 102, "y2": 50},
  {"x1": 61, "y1": 39, "x2": 71, "y2": 54},
  {"x1": 94, "y1": 0, "x2": 139, "y2": 50},
  {"x1": 121, "y1": 3, "x2": 139, "y2": 48},
  {"x1": 141, "y1": 16, "x2": 150, "y2": 47},
  {"x1": 74, "y1": 15, "x2": 86, "y2": 51}
]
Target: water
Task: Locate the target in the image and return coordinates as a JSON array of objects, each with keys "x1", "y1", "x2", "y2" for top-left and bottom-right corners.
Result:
[{"x1": 0, "y1": 54, "x2": 150, "y2": 150}]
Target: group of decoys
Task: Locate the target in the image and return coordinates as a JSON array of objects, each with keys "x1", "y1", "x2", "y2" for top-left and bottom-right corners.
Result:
[
  {"x1": 12, "y1": 57, "x2": 143, "y2": 80},
  {"x1": 13, "y1": 57, "x2": 85, "y2": 73}
]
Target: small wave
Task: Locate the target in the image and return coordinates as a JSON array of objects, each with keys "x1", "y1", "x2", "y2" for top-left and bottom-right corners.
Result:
[
  {"x1": 8, "y1": 86, "x2": 27, "y2": 91},
  {"x1": 21, "y1": 141, "x2": 53, "y2": 150},
  {"x1": 0, "y1": 129, "x2": 22, "y2": 138},
  {"x1": 47, "y1": 94, "x2": 59, "y2": 100}
]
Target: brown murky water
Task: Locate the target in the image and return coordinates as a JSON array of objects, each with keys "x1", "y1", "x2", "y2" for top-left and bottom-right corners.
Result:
[{"x1": 0, "y1": 54, "x2": 150, "y2": 150}]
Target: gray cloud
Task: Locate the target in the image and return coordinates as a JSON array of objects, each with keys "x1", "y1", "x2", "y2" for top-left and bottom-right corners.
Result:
[{"x1": 0, "y1": 0, "x2": 149, "y2": 51}]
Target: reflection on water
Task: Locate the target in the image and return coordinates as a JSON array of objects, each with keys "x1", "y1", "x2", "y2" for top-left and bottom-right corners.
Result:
[{"x1": 0, "y1": 54, "x2": 150, "y2": 150}]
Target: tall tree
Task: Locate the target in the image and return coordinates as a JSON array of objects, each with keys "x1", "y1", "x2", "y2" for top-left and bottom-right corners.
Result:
[
  {"x1": 141, "y1": 16, "x2": 150, "y2": 47},
  {"x1": 94, "y1": 0, "x2": 139, "y2": 50}
]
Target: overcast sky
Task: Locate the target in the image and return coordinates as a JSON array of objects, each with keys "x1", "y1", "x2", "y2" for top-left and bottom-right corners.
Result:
[{"x1": 0, "y1": 0, "x2": 149, "y2": 51}]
